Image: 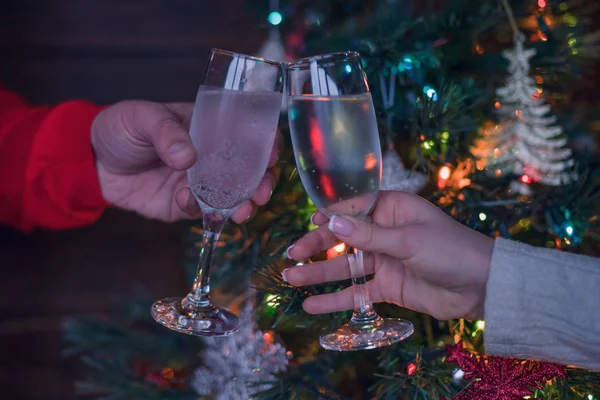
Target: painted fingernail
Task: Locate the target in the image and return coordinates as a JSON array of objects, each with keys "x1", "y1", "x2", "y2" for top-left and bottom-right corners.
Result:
[
  {"x1": 328, "y1": 216, "x2": 354, "y2": 236},
  {"x1": 245, "y1": 206, "x2": 256, "y2": 222},
  {"x1": 285, "y1": 245, "x2": 295, "y2": 259},
  {"x1": 281, "y1": 268, "x2": 289, "y2": 282}
]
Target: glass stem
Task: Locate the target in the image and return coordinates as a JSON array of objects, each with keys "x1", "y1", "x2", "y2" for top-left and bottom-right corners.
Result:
[
  {"x1": 347, "y1": 246, "x2": 379, "y2": 323},
  {"x1": 181, "y1": 212, "x2": 228, "y2": 313}
]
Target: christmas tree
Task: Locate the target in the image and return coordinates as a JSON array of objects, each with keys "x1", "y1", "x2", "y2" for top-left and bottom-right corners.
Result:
[{"x1": 64, "y1": 0, "x2": 600, "y2": 399}]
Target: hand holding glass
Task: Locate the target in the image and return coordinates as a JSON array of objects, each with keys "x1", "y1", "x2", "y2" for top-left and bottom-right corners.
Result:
[
  {"x1": 286, "y1": 52, "x2": 414, "y2": 350},
  {"x1": 151, "y1": 49, "x2": 284, "y2": 336}
]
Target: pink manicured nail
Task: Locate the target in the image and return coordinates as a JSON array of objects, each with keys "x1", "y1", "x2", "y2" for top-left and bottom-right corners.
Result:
[
  {"x1": 328, "y1": 216, "x2": 354, "y2": 236},
  {"x1": 310, "y1": 213, "x2": 317, "y2": 226},
  {"x1": 281, "y1": 268, "x2": 289, "y2": 282},
  {"x1": 285, "y1": 245, "x2": 295, "y2": 259}
]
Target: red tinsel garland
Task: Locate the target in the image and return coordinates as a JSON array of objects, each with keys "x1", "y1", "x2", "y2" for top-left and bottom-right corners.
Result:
[{"x1": 443, "y1": 342, "x2": 566, "y2": 400}]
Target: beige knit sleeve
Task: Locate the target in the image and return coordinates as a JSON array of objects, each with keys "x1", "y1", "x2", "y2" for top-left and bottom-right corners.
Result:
[{"x1": 484, "y1": 238, "x2": 600, "y2": 370}]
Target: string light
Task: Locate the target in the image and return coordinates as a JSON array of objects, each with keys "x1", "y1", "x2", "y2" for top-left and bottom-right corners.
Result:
[
  {"x1": 437, "y1": 165, "x2": 451, "y2": 189},
  {"x1": 267, "y1": 11, "x2": 283, "y2": 26},
  {"x1": 537, "y1": 0, "x2": 547, "y2": 8},
  {"x1": 401, "y1": 55, "x2": 414, "y2": 70},
  {"x1": 327, "y1": 243, "x2": 346, "y2": 259},
  {"x1": 423, "y1": 85, "x2": 438, "y2": 101},
  {"x1": 520, "y1": 175, "x2": 532, "y2": 184},
  {"x1": 439, "y1": 166, "x2": 451, "y2": 180},
  {"x1": 476, "y1": 320, "x2": 486, "y2": 330},
  {"x1": 479, "y1": 213, "x2": 487, "y2": 222},
  {"x1": 474, "y1": 42, "x2": 484, "y2": 55},
  {"x1": 537, "y1": 30, "x2": 548, "y2": 42},
  {"x1": 265, "y1": 294, "x2": 280, "y2": 308},
  {"x1": 334, "y1": 243, "x2": 346, "y2": 252},
  {"x1": 563, "y1": 13, "x2": 578, "y2": 28},
  {"x1": 407, "y1": 363, "x2": 417, "y2": 375},
  {"x1": 422, "y1": 140, "x2": 434, "y2": 150},
  {"x1": 518, "y1": 218, "x2": 532, "y2": 229}
]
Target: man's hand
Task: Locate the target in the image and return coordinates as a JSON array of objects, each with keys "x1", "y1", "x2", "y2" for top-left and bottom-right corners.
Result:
[{"x1": 91, "y1": 100, "x2": 281, "y2": 223}]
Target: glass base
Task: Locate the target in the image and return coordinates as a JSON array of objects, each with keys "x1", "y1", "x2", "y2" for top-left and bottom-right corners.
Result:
[
  {"x1": 320, "y1": 317, "x2": 414, "y2": 351},
  {"x1": 151, "y1": 297, "x2": 240, "y2": 337}
]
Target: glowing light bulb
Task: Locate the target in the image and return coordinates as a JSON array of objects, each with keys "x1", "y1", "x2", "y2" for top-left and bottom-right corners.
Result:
[
  {"x1": 520, "y1": 175, "x2": 532, "y2": 184},
  {"x1": 439, "y1": 166, "x2": 451, "y2": 180},
  {"x1": 265, "y1": 294, "x2": 280, "y2": 308},
  {"x1": 479, "y1": 213, "x2": 487, "y2": 222},
  {"x1": 476, "y1": 320, "x2": 486, "y2": 330},
  {"x1": 267, "y1": 11, "x2": 283, "y2": 26},
  {"x1": 538, "y1": 0, "x2": 547, "y2": 8},
  {"x1": 334, "y1": 243, "x2": 346, "y2": 253},
  {"x1": 423, "y1": 85, "x2": 438, "y2": 101},
  {"x1": 565, "y1": 225, "x2": 574, "y2": 236}
]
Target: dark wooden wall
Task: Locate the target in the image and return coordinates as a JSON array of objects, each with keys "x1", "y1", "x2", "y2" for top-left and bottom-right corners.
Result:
[
  {"x1": 0, "y1": 0, "x2": 267, "y2": 104},
  {"x1": 0, "y1": 1, "x2": 267, "y2": 399}
]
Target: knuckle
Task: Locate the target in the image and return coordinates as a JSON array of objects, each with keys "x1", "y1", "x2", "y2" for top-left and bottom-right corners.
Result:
[
  {"x1": 155, "y1": 116, "x2": 180, "y2": 137},
  {"x1": 362, "y1": 222, "x2": 375, "y2": 246}
]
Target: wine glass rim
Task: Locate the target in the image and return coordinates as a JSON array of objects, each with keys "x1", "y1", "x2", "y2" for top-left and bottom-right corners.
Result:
[
  {"x1": 287, "y1": 51, "x2": 362, "y2": 68},
  {"x1": 210, "y1": 48, "x2": 283, "y2": 68}
]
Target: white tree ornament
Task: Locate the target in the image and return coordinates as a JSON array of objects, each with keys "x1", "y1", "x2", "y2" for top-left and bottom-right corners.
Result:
[
  {"x1": 191, "y1": 303, "x2": 291, "y2": 400},
  {"x1": 472, "y1": 34, "x2": 576, "y2": 195}
]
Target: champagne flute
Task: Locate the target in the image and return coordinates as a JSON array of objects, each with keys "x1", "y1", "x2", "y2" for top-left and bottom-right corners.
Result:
[
  {"x1": 151, "y1": 49, "x2": 284, "y2": 336},
  {"x1": 286, "y1": 52, "x2": 414, "y2": 351}
]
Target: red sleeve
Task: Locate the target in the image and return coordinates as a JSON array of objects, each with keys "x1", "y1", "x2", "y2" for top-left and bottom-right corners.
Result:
[{"x1": 0, "y1": 84, "x2": 109, "y2": 232}]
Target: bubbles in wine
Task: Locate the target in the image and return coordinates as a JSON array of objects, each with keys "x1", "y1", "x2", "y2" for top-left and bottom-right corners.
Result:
[{"x1": 187, "y1": 87, "x2": 282, "y2": 211}]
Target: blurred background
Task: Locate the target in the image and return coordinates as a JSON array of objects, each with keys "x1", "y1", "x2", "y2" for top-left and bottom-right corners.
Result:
[{"x1": 0, "y1": 1, "x2": 267, "y2": 398}]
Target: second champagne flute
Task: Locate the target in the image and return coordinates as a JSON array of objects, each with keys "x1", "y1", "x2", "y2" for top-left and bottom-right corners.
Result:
[
  {"x1": 286, "y1": 52, "x2": 414, "y2": 351},
  {"x1": 151, "y1": 49, "x2": 284, "y2": 336}
]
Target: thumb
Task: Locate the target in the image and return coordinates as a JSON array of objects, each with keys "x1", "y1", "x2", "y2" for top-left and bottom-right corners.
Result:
[
  {"x1": 328, "y1": 215, "x2": 413, "y2": 260},
  {"x1": 135, "y1": 102, "x2": 197, "y2": 170}
]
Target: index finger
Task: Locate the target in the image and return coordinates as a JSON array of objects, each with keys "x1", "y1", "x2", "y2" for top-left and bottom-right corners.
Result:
[{"x1": 287, "y1": 224, "x2": 340, "y2": 261}]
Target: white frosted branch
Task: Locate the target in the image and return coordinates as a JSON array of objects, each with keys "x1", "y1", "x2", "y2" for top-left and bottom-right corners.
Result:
[{"x1": 515, "y1": 141, "x2": 574, "y2": 172}]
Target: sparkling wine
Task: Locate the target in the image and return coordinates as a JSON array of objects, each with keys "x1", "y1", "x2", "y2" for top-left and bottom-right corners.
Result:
[
  {"x1": 288, "y1": 93, "x2": 382, "y2": 218},
  {"x1": 188, "y1": 87, "x2": 282, "y2": 211}
]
